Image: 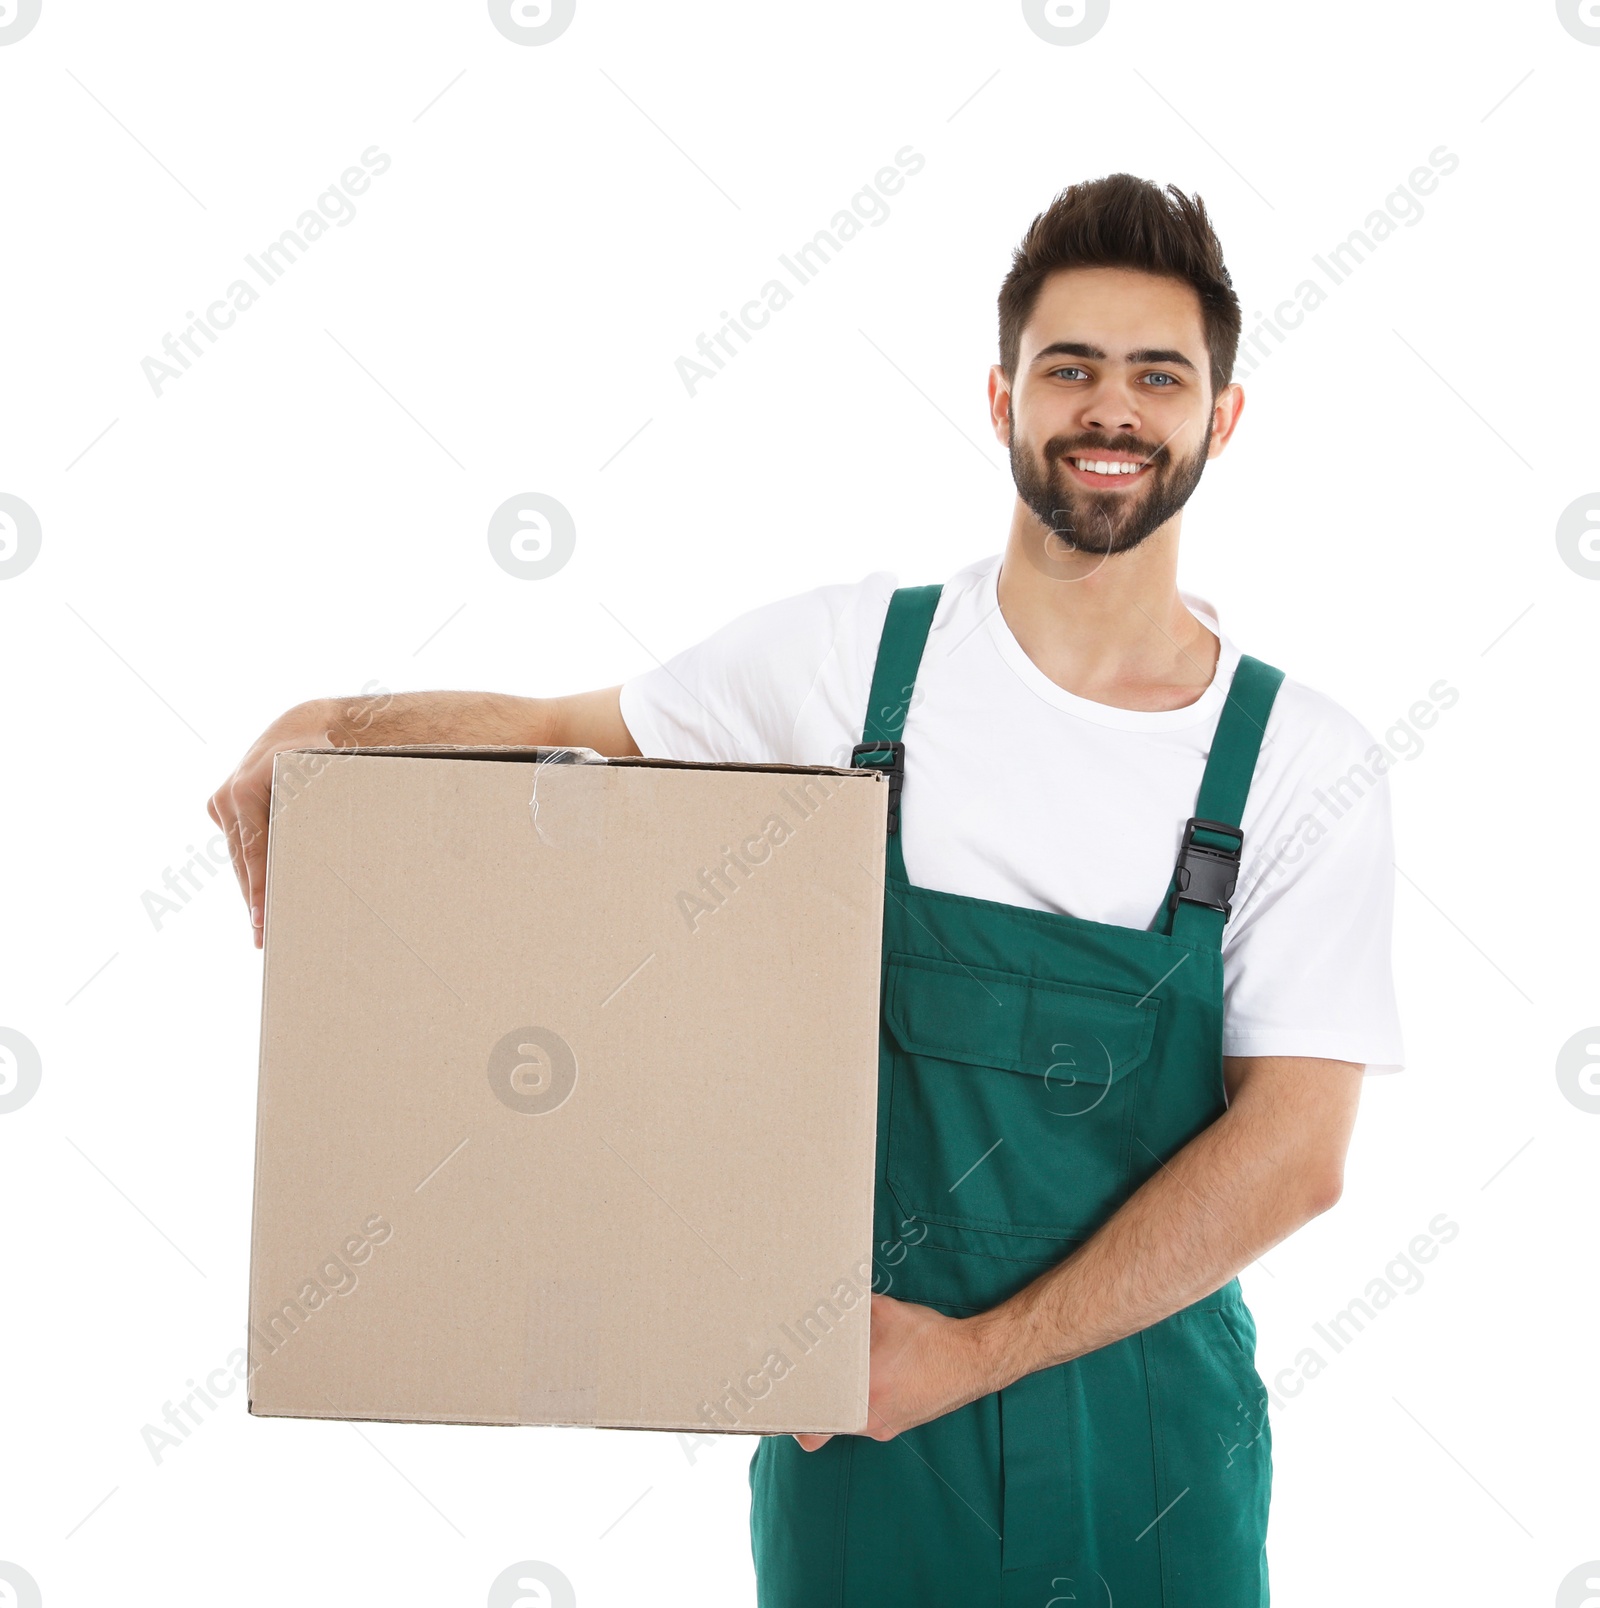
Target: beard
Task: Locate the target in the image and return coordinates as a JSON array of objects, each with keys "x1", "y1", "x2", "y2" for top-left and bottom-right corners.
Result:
[{"x1": 1009, "y1": 416, "x2": 1213, "y2": 557}]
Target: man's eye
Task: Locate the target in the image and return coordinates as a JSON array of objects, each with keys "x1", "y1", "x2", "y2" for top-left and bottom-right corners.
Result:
[
  {"x1": 1143, "y1": 372, "x2": 1178, "y2": 386},
  {"x1": 1052, "y1": 366, "x2": 1088, "y2": 381}
]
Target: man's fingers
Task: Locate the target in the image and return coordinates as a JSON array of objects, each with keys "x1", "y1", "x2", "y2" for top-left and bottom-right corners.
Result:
[
  {"x1": 205, "y1": 794, "x2": 236, "y2": 894},
  {"x1": 234, "y1": 792, "x2": 270, "y2": 943},
  {"x1": 792, "y1": 1432, "x2": 833, "y2": 1452},
  {"x1": 208, "y1": 773, "x2": 271, "y2": 945},
  {"x1": 205, "y1": 704, "x2": 335, "y2": 949},
  {"x1": 210, "y1": 792, "x2": 251, "y2": 905}
]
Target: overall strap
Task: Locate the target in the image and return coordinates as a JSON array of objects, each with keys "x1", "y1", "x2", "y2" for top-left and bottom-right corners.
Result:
[
  {"x1": 853, "y1": 584, "x2": 942, "y2": 881},
  {"x1": 1163, "y1": 653, "x2": 1286, "y2": 947}
]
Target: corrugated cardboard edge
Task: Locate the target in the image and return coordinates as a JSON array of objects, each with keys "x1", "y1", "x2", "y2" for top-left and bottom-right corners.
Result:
[
  {"x1": 286, "y1": 743, "x2": 606, "y2": 762},
  {"x1": 283, "y1": 744, "x2": 877, "y2": 782},
  {"x1": 245, "y1": 753, "x2": 290, "y2": 1413},
  {"x1": 235, "y1": 1406, "x2": 842, "y2": 1434}
]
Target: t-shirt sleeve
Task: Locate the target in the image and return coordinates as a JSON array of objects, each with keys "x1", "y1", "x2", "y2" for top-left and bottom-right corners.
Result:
[
  {"x1": 617, "y1": 572, "x2": 897, "y2": 766},
  {"x1": 1222, "y1": 686, "x2": 1406, "y2": 1074}
]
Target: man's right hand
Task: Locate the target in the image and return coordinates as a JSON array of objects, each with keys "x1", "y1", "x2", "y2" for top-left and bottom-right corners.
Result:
[{"x1": 207, "y1": 697, "x2": 353, "y2": 950}]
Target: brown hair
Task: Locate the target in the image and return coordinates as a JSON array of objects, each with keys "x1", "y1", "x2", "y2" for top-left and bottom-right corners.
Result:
[{"x1": 998, "y1": 174, "x2": 1241, "y2": 399}]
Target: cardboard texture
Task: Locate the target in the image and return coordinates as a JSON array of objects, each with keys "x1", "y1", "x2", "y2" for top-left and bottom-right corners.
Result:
[{"x1": 248, "y1": 746, "x2": 888, "y2": 1434}]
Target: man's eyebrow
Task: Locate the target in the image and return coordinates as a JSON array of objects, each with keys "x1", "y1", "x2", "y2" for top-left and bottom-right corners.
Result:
[
  {"x1": 1032, "y1": 341, "x2": 1105, "y2": 363},
  {"x1": 1032, "y1": 341, "x2": 1199, "y2": 373},
  {"x1": 1125, "y1": 347, "x2": 1198, "y2": 372}
]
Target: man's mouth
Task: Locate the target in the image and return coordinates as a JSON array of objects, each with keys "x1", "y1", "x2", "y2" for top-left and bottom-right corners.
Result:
[{"x1": 1060, "y1": 453, "x2": 1153, "y2": 489}]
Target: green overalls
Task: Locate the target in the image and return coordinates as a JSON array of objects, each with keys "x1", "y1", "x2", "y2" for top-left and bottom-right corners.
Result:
[{"x1": 749, "y1": 585, "x2": 1286, "y2": 1607}]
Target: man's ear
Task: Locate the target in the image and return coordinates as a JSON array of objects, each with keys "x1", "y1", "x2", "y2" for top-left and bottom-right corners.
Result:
[
  {"x1": 1207, "y1": 381, "x2": 1246, "y2": 459},
  {"x1": 988, "y1": 364, "x2": 1015, "y2": 448}
]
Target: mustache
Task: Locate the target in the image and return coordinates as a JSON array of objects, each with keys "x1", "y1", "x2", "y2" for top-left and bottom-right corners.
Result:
[{"x1": 1049, "y1": 437, "x2": 1166, "y2": 465}]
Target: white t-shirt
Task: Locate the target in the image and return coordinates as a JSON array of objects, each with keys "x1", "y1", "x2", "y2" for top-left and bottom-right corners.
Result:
[{"x1": 619, "y1": 554, "x2": 1404, "y2": 1073}]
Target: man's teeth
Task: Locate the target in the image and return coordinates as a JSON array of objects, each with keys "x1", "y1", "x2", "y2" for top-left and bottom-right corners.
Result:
[{"x1": 1072, "y1": 458, "x2": 1144, "y2": 475}]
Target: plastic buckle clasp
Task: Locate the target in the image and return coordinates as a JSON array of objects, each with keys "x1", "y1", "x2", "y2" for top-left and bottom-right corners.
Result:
[
  {"x1": 851, "y1": 740, "x2": 906, "y2": 833},
  {"x1": 1169, "y1": 816, "x2": 1245, "y2": 918}
]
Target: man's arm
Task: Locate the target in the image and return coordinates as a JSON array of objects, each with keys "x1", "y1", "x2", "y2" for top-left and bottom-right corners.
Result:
[
  {"x1": 206, "y1": 687, "x2": 639, "y2": 948},
  {"x1": 795, "y1": 1054, "x2": 1363, "y2": 1450}
]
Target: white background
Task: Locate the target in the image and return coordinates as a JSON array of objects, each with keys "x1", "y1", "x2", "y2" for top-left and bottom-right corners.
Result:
[{"x1": 1, "y1": 1, "x2": 1595, "y2": 1604}]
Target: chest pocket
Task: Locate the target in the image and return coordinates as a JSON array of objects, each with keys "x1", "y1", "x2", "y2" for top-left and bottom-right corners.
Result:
[{"x1": 883, "y1": 952, "x2": 1159, "y2": 1242}]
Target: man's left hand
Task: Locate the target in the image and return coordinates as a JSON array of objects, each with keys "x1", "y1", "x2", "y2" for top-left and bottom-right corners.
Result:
[{"x1": 793, "y1": 1293, "x2": 1004, "y2": 1452}]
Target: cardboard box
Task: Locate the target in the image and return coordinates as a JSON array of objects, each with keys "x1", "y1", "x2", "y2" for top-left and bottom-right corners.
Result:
[{"x1": 247, "y1": 745, "x2": 888, "y2": 1434}]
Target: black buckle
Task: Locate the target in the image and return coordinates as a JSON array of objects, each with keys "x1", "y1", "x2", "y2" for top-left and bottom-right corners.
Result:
[
  {"x1": 852, "y1": 740, "x2": 905, "y2": 833},
  {"x1": 1169, "y1": 816, "x2": 1244, "y2": 918}
]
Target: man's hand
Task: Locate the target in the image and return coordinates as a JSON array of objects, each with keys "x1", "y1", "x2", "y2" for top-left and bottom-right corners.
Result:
[
  {"x1": 793, "y1": 1293, "x2": 1001, "y2": 1452},
  {"x1": 793, "y1": 1057, "x2": 1362, "y2": 1451},
  {"x1": 207, "y1": 698, "x2": 349, "y2": 949}
]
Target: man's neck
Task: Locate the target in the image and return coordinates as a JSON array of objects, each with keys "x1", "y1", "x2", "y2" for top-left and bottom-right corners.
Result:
[{"x1": 995, "y1": 512, "x2": 1220, "y2": 713}]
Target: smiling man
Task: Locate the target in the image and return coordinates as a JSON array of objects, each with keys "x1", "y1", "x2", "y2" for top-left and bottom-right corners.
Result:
[
  {"x1": 1008, "y1": 304, "x2": 1219, "y2": 557},
  {"x1": 210, "y1": 173, "x2": 1402, "y2": 1607}
]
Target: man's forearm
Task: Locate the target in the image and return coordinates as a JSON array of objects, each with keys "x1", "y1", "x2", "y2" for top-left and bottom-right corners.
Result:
[
  {"x1": 309, "y1": 685, "x2": 638, "y2": 756},
  {"x1": 312, "y1": 689, "x2": 553, "y2": 750},
  {"x1": 967, "y1": 1057, "x2": 1360, "y2": 1394}
]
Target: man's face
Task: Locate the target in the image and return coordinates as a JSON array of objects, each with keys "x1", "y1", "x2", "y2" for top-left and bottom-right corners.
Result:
[{"x1": 1000, "y1": 267, "x2": 1230, "y2": 557}]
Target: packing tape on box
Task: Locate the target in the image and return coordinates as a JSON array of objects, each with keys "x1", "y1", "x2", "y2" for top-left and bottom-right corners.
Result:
[
  {"x1": 528, "y1": 752, "x2": 606, "y2": 850},
  {"x1": 521, "y1": 1276, "x2": 602, "y2": 1424}
]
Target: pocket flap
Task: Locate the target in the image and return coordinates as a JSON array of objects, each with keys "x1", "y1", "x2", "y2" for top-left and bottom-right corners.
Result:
[{"x1": 884, "y1": 953, "x2": 1158, "y2": 1085}]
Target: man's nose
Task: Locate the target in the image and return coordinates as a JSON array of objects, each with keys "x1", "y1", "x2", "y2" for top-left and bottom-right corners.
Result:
[{"x1": 1080, "y1": 380, "x2": 1141, "y2": 436}]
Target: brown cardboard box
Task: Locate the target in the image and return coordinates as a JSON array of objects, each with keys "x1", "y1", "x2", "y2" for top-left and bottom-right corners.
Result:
[{"x1": 247, "y1": 745, "x2": 888, "y2": 1434}]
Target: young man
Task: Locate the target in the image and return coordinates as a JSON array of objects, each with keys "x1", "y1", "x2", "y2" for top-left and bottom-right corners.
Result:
[{"x1": 210, "y1": 174, "x2": 1402, "y2": 1605}]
